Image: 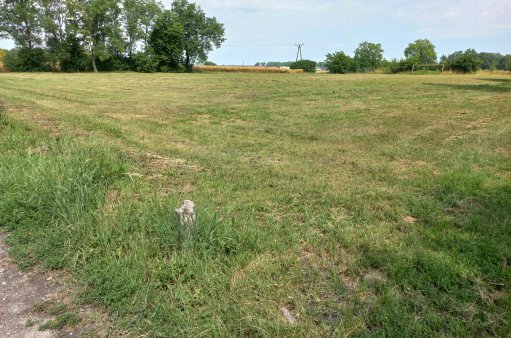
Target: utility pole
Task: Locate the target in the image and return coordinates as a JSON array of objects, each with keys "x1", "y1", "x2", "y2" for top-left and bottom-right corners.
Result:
[{"x1": 295, "y1": 43, "x2": 304, "y2": 61}]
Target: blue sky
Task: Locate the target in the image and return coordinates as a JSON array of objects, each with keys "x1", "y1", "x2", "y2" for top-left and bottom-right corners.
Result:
[{"x1": 1, "y1": 0, "x2": 510, "y2": 65}]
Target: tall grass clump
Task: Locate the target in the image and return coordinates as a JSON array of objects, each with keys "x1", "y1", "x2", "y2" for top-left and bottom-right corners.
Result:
[{"x1": 0, "y1": 113, "x2": 126, "y2": 269}]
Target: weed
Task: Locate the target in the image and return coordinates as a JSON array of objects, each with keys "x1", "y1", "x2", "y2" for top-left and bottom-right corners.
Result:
[
  {"x1": 25, "y1": 319, "x2": 39, "y2": 327},
  {"x1": 38, "y1": 312, "x2": 82, "y2": 331}
]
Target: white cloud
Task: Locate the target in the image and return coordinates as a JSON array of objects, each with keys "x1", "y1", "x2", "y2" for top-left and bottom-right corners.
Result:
[{"x1": 443, "y1": 10, "x2": 461, "y2": 18}]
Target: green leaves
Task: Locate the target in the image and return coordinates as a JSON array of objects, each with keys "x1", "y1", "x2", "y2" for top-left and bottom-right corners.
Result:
[
  {"x1": 0, "y1": 0, "x2": 43, "y2": 49},
  {"x1": 171, "y1": 0, "x2": 225, "y2": 70},
  {"x1": 354, "y1": 41, "x2": 384, "y2": 71},
  {"x1": 149, "y1": 10, "x2": 184, "y2": 70},
  {"x1": 290, "y1": 59, "x2": 317, "y2": 73},
  {"x1": 325, "y1": 51, "x2": 353, "y2": 74},
  {"x1": 443, "y1": 49, "x2": 483, "y2": 73},
  {"x1": 404, "y1": 39, "x2": 437, "y2": 64}
]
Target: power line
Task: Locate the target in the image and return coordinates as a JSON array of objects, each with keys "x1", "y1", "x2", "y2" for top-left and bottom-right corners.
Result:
[{"x1": 220, "y1": 43, "x2": 297, "y2": 48}]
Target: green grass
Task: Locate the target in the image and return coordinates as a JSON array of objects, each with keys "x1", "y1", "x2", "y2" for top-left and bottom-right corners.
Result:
[{"x1": 0, "y1": 72, "x2": 510, "y2": 336}]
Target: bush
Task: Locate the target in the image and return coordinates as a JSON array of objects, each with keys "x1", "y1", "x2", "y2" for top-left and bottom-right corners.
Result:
[
  {"x1": 4, "y1": 48, "x2": 52, "y2": 72},
  {"x1": 446, "y1": 49, "x2": 482, "y2": 73},
  {"x1": 132, "y1": 52, "x2": 158, "y2": 73},
  {"x1": 96, "y1": 55, "x2": 130, "y2": 72},
  {"x1": 325, "y1": 51, "x2": 353, "y2": 74},
  {"x1": 290, "y1": 59, "x2": 317, "y2": 73},
  {"x1": 381, "y1": 58, "x2": 416, "y2": 73},
  {"x1": 3, "y1": 49, "x2": 20, "y2": 71}
]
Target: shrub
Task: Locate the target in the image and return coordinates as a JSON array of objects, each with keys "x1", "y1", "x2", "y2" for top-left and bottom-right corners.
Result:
[
  {"x1": 132, "y1": 52, "x2": 158, "y2": 73},
  {"x1": 4, "y1": 48, "x2": 51, "y2": 72},
  {"x1": 325, "y1": 51, "x2": 353, "y2": 74},
  {"x1": 445, "y1": 49, "x2": 482, "y2": 73},
  {"x1": 3, "y1": 49, "x2": 22, "y2": 71},
  {"x1": 388, "y1": 58, "x2": 414, "y2": 73},
  {"x1": 290, "y1": 59, "x2": 317, "y2": 73},
  {"x1": 383, "y1": 59, "x2": 400, "y2": 73}
]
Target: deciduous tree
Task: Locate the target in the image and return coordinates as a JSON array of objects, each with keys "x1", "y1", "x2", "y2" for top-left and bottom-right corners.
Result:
[
  {"x1": 139, "y1": 0, "x2": 162, "y2": 51},
  {"x1": 149, "y1": 10, "x2": 184, "y2": 70},
  {"x1": 80, "y1": 0, "x2": 124, "y2": 72},
  {"x1": 0, "y1": 0, "x2": 42, "y2": 49},
  {"x1": 171, "y1": 0, "x2": 225, "y2": 70},
  {"x1": 354, "y1": 41, "x2": 384, "y2": 71},
  {"x1": 325, "y1": 51, "x2": 353, "y2": 74},
  {"x1": 404, "y1": 39, "x2": 437, "y2": 64}
]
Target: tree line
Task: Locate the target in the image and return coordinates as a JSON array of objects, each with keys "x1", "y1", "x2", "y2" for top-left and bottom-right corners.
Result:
[
  {"x1": 0, "y1": 0, "x2": 225, "y2": 72},
  {"x1": 256, "y1": 40, "x2": 510, "y2": 74},
  {"x1": 323, "y1": 39, "x2": 511, "y2": 74}
]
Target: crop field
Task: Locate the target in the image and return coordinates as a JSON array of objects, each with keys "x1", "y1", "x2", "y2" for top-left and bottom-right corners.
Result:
[
  {"x1": 193, "y1": 65, "x2": 304, "y2": 73},
  {"x1": 0, "y1": 72, "x2": 510, "y2": 336}
]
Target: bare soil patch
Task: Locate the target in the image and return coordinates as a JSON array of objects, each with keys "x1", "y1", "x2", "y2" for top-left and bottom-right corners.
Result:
[{"x1": 0, "y1": 232, "x2": 60, "y2": 337}]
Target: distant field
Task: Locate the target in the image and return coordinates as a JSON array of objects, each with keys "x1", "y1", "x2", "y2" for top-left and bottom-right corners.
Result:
[
  {"x1": 0, "y1": 72, "x2": 510, "y2": 336},
  {"x1": 193, "y1": 65, "x2": 304, "y2": 73}
]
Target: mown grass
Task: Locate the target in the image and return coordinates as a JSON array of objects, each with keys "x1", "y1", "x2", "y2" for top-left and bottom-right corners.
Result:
[{"x1": 0, "y1": 72, "x2": 510, "y2": 336}]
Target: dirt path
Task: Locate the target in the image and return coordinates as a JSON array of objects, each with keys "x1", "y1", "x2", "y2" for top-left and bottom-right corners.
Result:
[{"x1": 0, "y1": 232, "x2": 62, "y2": 338}]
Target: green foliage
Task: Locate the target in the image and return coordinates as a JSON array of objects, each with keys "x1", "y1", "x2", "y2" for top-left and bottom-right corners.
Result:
[
  {"x1": 132, "y1": 51, "x2": 158, "y2": 72},
  {"x1": 3, "y1": 48, "x2": 51, "y2": 72},
  {"x1": 290, "y1": 59, "x2": 317, "y2": 73},
  {"x1": 257, "y1": 61, "x2": 294, "y2": 67},
  {"x1": 149, "y1": 10, "x2": 184, "y2": 70},
  {"x1": 39, "y1": 313, "x2": 82, "y2": 331},
  {"x1": 140, "y1": 0, "x2": 164, "y2": 49},
  {"x1": 203, "y1": 60, "x2": 216, "y2": 66},
  {"x1": 123, "y1": 0, "x2": 145, "y2": 57},
  {"x1": 80, "y1": 0, "x2": 124, "y2": 72},
  {"x1": 478, "y1": 52, "x2": 503, "y2": 70},
  {"x1": 325, "y1": 51, "x2": 353, "y2": 74},
  {"x1": 354, "y1": 41, "x2": 384, "y2": 71},
  {"x1": 2, "y1": 49, "x2": 20, "y2": 71},
  {"x1": 385, "y1": 58, "x2": 404, "y2": 73},
  {"x1": 0, "y1": 0, "x2": 42, "y2": 49},
  {"x1": 33, "y1": 299, "x2": 82, "y2": 331},
  {"x1": 0, "y1": 48, "x2": 7, "y2": 62},
  {"x1": 60, "y1": 35, "x2": 90, "y2": 72},
  {"x1": 122, "y1": 0, "x2": 163, "y2": 58},
  {"x1": 444, "y1": 49, "x2": 482, "y2": 73},
  {"x1": 404, "y1": 39, "x2": 437, "y2": 64},
  {"x1": 501, "y1": 55, "x2": 511, "y2": 71},
  {"x1": 171, "y1": 0, "x2": 225, "y2": 70},
  {"x1": 19, "y1": 48, "x2": 51, "y2": 71}
]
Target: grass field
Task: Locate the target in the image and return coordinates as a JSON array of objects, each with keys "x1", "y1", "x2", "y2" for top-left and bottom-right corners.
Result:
[{"x1": 0, "y1": 72, "x2": 510, "y2": 336}]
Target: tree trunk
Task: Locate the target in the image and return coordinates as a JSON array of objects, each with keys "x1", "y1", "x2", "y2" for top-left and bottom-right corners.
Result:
[
  {"x1": 185, "y1": 52, "x2": 191, "y2": 71},
  {"x1": 92, "y1": 49, "x2": 98, "y2": 72}
]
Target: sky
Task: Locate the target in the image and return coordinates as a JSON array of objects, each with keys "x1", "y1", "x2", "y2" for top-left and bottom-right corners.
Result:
[{"x1": 1, "y1": 0, "x2": 510, "y2": 65}]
